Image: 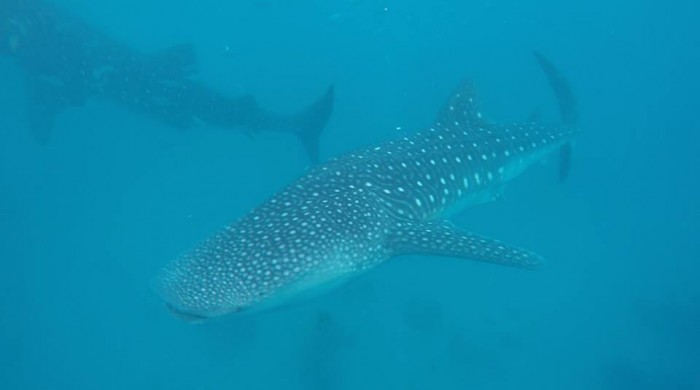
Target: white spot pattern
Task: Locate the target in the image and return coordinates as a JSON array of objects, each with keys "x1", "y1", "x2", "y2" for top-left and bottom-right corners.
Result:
[{"x1": 155, "y1": 76, "x2": 577, "y2": 319}]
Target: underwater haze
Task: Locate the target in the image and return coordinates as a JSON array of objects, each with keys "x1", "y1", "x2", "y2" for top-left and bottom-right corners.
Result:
[{"x1": 1, "y1": 0, "x2": 699, "y2": 389}]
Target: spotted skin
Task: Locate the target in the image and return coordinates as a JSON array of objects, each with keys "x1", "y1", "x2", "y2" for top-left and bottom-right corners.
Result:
[{"x1": 155, "y1": 55, "x2": 578, "y2": 320}]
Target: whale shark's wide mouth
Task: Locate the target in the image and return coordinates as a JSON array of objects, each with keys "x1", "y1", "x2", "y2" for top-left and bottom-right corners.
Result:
[
  {"x1": 152, "y1": 271, "x2": 243, "y2": 322},
  {"x1": 151, "y1": 274, "x2": 215, "y2": 322},
  {"x1": 165, "y1": 303, "x2": 211, "y2": 324}
]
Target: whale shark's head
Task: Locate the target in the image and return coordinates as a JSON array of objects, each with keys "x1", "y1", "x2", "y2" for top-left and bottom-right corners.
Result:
[
  {"x1": 152, "y1": 228, "x2": 264, "y2": 320},
  {"x1": 153, "y1": 263, "x2": 244, "y2": 321},
  {"x1": 153, "y1": 182, "x2": 391, "y2": 320}
]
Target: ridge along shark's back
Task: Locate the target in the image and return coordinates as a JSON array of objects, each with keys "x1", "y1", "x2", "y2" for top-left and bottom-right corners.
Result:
[{"x1": 154, "y1": 52, "x2": 578, "y2": 320}]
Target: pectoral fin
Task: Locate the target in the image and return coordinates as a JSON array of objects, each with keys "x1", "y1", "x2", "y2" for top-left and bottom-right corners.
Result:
[
  {"x1": 26, "y1": 77, "x2": 65, "y2": 144},
  {"x1": 388, "y1": 220, "x2": 543, "y2": 270}
]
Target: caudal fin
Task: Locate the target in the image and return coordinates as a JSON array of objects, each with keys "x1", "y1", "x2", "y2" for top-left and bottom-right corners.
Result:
[
  {"x1": 533, "y1": 51, "x2": 577, "y2": 182},
  {"x1": 533, "y1": 51, "x2": 577, "y2": 126},
  {"x1": 293, "y1": 85, "x2": 335, "y2": 163}
]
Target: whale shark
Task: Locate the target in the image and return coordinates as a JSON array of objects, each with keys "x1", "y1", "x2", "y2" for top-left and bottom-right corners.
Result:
[
  {"x1": 0, "y1": 0, "x2": 333, "y2": 161},
  {"x1": 154, "y1": 52, "x2": 578, "y2": 320}
]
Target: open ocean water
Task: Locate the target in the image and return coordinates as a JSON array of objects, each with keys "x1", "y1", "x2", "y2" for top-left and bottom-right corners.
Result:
[{"x1": 1, "y1": 0, "x2": 698, "y2": 389}]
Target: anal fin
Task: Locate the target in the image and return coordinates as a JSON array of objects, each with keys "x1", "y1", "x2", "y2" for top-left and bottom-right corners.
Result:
[{"x1": 388, "y1": 220, "x2": 543, "y2": 270}]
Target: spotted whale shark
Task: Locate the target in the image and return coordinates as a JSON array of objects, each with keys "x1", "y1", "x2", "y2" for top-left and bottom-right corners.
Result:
[
  {"x1": 0, "y1": 0, "x2": 333, "y2": 162},
  {"x1": 155, "y1": 52, "x2": 578, "y2": 320}
]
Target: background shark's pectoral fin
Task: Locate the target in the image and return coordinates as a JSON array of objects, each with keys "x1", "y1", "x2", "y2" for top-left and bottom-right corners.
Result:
[
  {"x1": 26, "y1": 77, "x2": 67, "y2": 144},
  {"x1": 388, "y1": 220, "x2": 543, "y2": 270},
  {"x1": 435, "y1": 79, "x2": 485, "y2": 128}
]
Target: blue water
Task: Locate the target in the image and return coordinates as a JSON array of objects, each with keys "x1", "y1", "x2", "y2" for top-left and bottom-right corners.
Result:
[{"x1": 1, "y1": 0, "x2": 698, "y2": 388}]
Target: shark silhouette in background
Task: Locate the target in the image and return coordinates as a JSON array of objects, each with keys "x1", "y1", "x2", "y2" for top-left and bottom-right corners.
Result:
[
  {"x1": 154, "y1": 52, "x2": 578, "y2": 321},
  {"x1": 0, "y1": 0, "x2": 333, "y2": 161}
]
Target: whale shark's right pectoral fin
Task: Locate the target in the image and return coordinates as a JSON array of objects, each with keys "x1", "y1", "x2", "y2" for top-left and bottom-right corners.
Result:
[{"x1": 388, "y1": 220, "x2": 543, "y2": 270}]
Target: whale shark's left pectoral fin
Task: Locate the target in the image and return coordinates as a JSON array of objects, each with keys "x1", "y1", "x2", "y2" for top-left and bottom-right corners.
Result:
[{"x1": 388, "y1": 220, "x2": 543, "y2": 270}]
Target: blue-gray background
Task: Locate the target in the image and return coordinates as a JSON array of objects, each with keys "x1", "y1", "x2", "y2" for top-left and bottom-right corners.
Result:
[{"x1": 1, "y1": 0, "x2": 698, "y2": 388}]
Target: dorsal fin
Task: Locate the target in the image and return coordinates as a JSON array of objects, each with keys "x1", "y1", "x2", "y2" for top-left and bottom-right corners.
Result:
[{"x1": 435, "y1": 80, "x2": 484, "y2": 128}]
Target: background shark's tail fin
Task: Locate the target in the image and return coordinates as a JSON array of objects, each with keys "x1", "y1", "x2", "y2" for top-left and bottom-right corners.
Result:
[
  {"x1": 293, "y1": 85, "x2": 334, "y2": 164},
  {"x1": 533, "y1": 51, "x2": 577, "y2": 182}
]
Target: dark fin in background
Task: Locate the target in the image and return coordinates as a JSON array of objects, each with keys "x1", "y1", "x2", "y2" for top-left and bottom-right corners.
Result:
[
  {"x1": 293, "y1": 85, "x2": 334, "y2": 164},
  {"x1": 533, "y1": 51, "x2": 577, "y2": 182},
  {"x1": 533, "y1": 51, "x2": 577, "y2": 126},
  {"x1": 388, "y1": 220, "x2": 543, "y2": 270},
  {"x1": 27, "y1": 102, "x2": 57, "y2": 145},
  {"x1": 25, "y1": 77, "x2": 70, "y2": 144},
  {"x1": 435, "y1": 80, "x2": 485, "y2": 129}
]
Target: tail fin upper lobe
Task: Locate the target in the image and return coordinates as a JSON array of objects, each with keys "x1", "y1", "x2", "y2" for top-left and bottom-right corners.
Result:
[
  {"x1": 533, "y1": 51, "x2": 578, "y2": 182},
  {"x1": 533, "y1": 51, "x2": 577, "y2": 127},
  {"x1": 293, "y1": 85, "x2": 335, "y2": 164}
]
